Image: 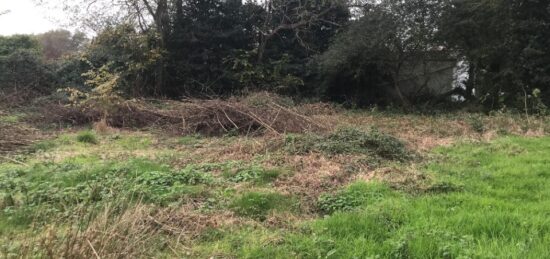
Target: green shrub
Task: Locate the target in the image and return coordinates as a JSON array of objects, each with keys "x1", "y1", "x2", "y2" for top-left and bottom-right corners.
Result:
[
  {"x1": 285, "y1": 128, "x2": 411, "y2": 161},
  {"x1": 317, "y1": 182, "x2": 392, "y2": 214},
  {"x1": 76, "y1": 131, "x2": 98, "y2": 144},
  {"x1": 230, "y1": 192, "x2": 295, "y2": 220}
]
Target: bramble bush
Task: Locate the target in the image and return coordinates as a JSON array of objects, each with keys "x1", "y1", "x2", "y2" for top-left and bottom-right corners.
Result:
[{"x1": 286, "y1": 128, "x2": 411, "y2": 161}]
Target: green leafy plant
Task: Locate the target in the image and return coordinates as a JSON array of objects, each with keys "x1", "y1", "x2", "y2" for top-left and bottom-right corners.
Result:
[
  {"x1": 230, "y1": 192, "x2": 294, "y2": 220},
  {"x1": 226, "y1": 50, "x2": 303, "y2": 93},
  {"x1": 61, "y1": 61, "x2": 123, "y2": 123},
  {"x1": 228, "y1": 166, "x2": 281, "y2": 185},
  {"x1": 131, "y1": 166, "x2": 214, "y2": 203},
  {"x1": 317, "y1": 182, "x2": 391, "y2": 214}
]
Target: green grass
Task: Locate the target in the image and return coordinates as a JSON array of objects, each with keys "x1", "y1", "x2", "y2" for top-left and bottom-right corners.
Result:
[
  {"x1": 3, "y1": 129, "x2": 550, "y2": 258},
  {"x1": 178, "y1": 134, "x2": 203, "y2": 146},
  {"x1": 0, "y1": 157, "x2": 155, "y2": 231},
  {"x1": 317, "y1": 181, "x2": 395, "y2": 214},
  {"x1": 114, "y1": 135, "x2": 152, "y2": 150},
  {"x1": 197, "y1": 136, "x2": 550, "y2": 258}
]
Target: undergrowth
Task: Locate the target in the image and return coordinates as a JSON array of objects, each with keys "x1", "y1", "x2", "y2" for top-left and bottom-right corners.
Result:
[
  {"x1": 230, "y1": 192, "x2": 296, "y2": 220},
  {"x1": 285, "y1": 127, "x2": 412, "y2": 161}
]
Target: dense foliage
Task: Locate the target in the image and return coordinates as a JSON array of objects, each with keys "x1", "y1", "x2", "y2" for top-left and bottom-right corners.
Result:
[
  {"x1": 440, "y1": 0, "x2": 550, "y2": 110},
  {"x1": 2, "y1": 0, "x2": 550, "y2": 109},
  {"x1": 0, "y1": 31, "x2": 88, "y2": 97}
]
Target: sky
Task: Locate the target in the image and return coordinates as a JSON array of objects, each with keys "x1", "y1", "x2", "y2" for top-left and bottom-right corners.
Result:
[{"x1": 0, "y1": 0, "x2": 65, "y2": 35}]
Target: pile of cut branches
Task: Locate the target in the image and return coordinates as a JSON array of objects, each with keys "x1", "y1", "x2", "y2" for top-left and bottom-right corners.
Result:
[
  {"x1": 33, "y1": 94, "x2": 325, "y2": 136},
  {"x1": 0, "y1": 115, "x2": 41, "y2": 155}
]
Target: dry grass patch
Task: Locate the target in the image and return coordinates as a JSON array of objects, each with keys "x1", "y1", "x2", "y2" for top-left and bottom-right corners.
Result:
[
  {"x1": 273, "y1": 154, "x2": 349, "y2": 212},
  {"x1": 356, "y1": 166, "x2": 429, "y2": 193},
  {"x1": 7, "y1": 204, "x2": 243, "y2": 259}
]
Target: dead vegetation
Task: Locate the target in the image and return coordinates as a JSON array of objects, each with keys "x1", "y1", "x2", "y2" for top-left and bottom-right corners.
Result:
[
  {"x1": 0, "y1": 111, "x2": 44, "y2": 155},
  {"x1": 8, "y1": 203, "x2": 241, "y2": 259},
  {"x1": 31, "y1": 92, "x2": 325, "y2": 136}
]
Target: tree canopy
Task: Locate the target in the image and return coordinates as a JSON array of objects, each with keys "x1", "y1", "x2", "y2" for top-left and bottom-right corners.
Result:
[{"x1": 6, "y1": 0, "x2": 549, "y2": 111}]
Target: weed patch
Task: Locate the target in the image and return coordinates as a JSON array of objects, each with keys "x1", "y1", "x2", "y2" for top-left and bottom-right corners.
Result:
[
  {"x1": 286, "y1": 128, "x2": 411, "y2": 161},
  {"x1": 230, "y1": 192, "x2": 296, "y2": 220},
  {"x1": 132, "y1": 167, "x2": 213, "y2": 204},
  {"x1": 227, "y1": 165, "x2": 283, "y2": 185},
  {"x1": 0, "y1": 158, "x2": 215, "y2": 229},
  {"x1": 29, "y1": 139, "x2": 57, "y2": 152},
  {"x1": 0, "y1": 115, "x2": 20, "y2": 124}
]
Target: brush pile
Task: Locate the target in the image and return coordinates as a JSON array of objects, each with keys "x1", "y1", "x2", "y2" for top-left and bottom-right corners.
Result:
[
  {"x1": 0, "y1": 113, "x2": 41, "y2": 154},
  {"x1": 33, "y1": 93, "x2": 325, "y2": 136}
]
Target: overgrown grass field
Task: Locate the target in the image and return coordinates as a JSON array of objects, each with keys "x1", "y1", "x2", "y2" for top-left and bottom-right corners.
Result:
[
  {"x1": 1, "y1": 108, "x2": 550, "y2": 258},
  {"x1": 225, "y1": 137, "x2": 550, "y2": 258}
]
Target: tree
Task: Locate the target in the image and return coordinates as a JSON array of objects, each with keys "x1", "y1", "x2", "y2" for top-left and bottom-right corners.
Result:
[
  {"x1": 317, "y1": 0, "x2": 448, "y2": 106},
  {"x1": 255, "y1": 0, "x2": 349, "y2": 62},
  {"x1": 37, "y1": 30, "x2": 88, "y2": 60},
  {"x1": 0, "y1": 35, "x2": 55, "y2": 93},
  {"x1": 440, "y1": 0, "x2": 550, "y2": 110},
  {"x1": 83, "y1": 24, "x2": 164, "y2": 96},
  {"x1": 166, "y1": 0, "x2": 260, "y2": 96}
]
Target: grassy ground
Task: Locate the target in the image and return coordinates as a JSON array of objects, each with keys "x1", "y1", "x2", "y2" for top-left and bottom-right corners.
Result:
[
  {"x1": 1, "y1": 109, "x2": 550, "y2": 258},
  {"x1": 211, "y1": 137, "x2": 550, "y2": 258}
]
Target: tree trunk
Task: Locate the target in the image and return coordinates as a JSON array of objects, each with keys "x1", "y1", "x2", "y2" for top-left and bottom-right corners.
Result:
[
  {"x1": 156, "y1": 0, "x2": 169, "y2": 95},
  {"x1": 393, "y1": 66, "x2": 410, "y2": 107}
]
